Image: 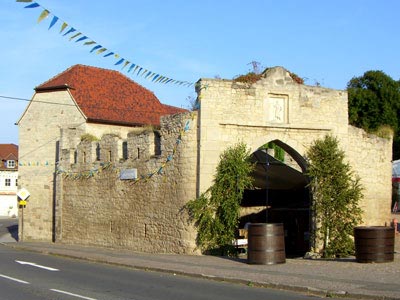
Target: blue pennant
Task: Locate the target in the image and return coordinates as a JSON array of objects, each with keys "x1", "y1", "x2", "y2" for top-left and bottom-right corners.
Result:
[
  {"x1": 25, "y1": 3, "x2": 40, "y2": 8},
  {"x1": 48, "y1": 16, "x2": 58, "y2": 29}
]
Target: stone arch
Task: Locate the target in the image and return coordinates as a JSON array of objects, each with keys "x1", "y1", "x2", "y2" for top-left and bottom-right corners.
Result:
[{"x1": 240, "y1": 139, "x2": 311, "y2": 256}]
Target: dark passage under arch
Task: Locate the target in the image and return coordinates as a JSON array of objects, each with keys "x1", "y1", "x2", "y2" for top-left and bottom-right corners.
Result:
[{"x1": 240, "y1": 143, "x2": 311, "y2": 257}]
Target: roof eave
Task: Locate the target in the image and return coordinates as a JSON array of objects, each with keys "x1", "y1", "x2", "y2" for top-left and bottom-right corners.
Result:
[
  {"x1": 86, "y1": 118, "x2": 160, "y2": 128},
  {"x1": 35, "y1": 84, "x2": 74, "y2": 92}
]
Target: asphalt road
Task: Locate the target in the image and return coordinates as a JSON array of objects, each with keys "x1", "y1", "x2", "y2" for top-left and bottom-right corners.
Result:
[
  {"x1": 0, "y1": 217, "x2": 18, "y2": 241},
  {"x1": 0, "y1": 244, "x2": 337, "y2": 300}
]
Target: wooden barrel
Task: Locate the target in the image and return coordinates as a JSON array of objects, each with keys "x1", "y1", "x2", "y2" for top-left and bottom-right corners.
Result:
[
  {"x1": 247, "y1": 223, "x2": 286, "y2": 265},
  {"x1": 354, "y1": 226, "x2": 394, "y2": 263}
]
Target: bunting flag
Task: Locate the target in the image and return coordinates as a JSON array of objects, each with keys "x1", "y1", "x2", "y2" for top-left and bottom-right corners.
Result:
[
  {"x1": 56, "y1": 113, "x2": 195, "y2": 182},
  {"x1": 16, "y1": 0, "x2": 194, "y2": 87}
]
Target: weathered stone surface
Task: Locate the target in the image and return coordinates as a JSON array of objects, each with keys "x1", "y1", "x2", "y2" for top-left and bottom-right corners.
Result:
[
  {"x1": 56, "y1": 112, "x2": 198, "y2": 254},
  {"x1": 196, "y1": 67, "x2": 392, "y2": 227},
  {"x1": 18, "y1": 66, "x2": 393, "y2": 253}
]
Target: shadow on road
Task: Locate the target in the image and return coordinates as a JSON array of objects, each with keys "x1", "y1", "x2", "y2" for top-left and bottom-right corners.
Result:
[{"x1": 6, "y1": 224, "x2": 18, "y2": 241}]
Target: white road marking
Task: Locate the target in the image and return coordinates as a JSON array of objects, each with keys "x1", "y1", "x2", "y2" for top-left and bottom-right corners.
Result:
[
  {"x1": 50, "y1": 289, "x2": 98, "y2": 300},
  {"x1": 0, "y1": 274, "x2": 30, "y2": 284},
  {"x1": 15, "y1": 260, "x2": 59, "y2": 271}
]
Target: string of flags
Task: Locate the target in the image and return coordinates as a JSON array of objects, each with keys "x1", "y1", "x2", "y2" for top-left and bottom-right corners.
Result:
[
  {"x1": 56, "y1": 114, "x2": 195, "y2": 182},
  {"x1": 19, "y1": 161, "x2": 56, "y2": 167},
  {"x1": 16, "y1": 0, "x2": 194, "y2": 87}
]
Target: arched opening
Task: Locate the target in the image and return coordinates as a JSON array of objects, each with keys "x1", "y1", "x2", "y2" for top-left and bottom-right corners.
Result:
[{"x1": 240, "y1": 140, "x2": 310, "y2": 257}]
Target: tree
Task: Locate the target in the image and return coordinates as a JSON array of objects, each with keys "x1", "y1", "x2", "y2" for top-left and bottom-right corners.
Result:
[
  {"x1": 306, "y1": 135, "x2": 363, "y2": 258},
  {"x1": 186, "y1": 142, "x2": 254, "y2": 255},
  {"x1": 347, "y1": 70, "x2": 400, "y2": 158}
]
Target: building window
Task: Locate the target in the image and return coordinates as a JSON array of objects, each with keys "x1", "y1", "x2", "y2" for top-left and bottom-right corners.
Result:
[
  {"x1": 122, "y1": 141, "x2": 128, "y2": 160},
  {"x1": 154, "y1": 131, "x2": 161, "y2": 156},
  {"x1": 15, "y1": 179, "x2": 18, "y2": 187},
  {"x1": 7, "y1": 160, "x2": 15, "y2": 168},
  {"x1": 96, "y1": 143, "x2": 101, "y2": 161},
  {"x1": 5, "y1": 179, "x2": 11, "y2": 186}
]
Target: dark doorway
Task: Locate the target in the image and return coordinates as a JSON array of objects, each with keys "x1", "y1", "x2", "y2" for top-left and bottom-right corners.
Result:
[{"x1": 240, "y1": 144, "x2": 311, "y2": 257}]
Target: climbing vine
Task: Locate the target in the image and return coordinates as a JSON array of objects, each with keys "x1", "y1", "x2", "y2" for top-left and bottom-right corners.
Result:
[{"x1": 186, "y1": 142, "x2": 254, "y2": 255}]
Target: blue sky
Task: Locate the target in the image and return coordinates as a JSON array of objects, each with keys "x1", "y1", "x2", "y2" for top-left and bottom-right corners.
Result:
[{"x1": 1, "y1": 0, "x2": 399, "y2": 145}]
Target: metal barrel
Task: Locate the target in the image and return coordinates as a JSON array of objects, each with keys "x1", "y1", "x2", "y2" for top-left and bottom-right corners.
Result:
[
  {"x1": 247, "y1": 223, "x2": 286, "y2": 265},
  {"x1": 354, "y1": 226, "x2": 394, "y2": 263}
]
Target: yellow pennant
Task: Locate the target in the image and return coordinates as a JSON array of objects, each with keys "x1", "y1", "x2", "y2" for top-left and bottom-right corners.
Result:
[
  {"x1": 38, "y1": 9, "x2": 49, "y2": 23},
  {"x1": 60, "y1": 22, "x2": 68, "y2": 33}
]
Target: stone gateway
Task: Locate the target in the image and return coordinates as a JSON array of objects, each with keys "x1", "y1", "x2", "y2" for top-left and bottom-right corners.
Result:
[{"x1": 18, "y1": 66, "x2": 392, "y2": 255}]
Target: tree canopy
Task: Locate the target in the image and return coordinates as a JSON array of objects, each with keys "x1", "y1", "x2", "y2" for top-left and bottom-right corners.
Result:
[{"x1": 347, "y1": 70, "x2": 400, "y2": 158}]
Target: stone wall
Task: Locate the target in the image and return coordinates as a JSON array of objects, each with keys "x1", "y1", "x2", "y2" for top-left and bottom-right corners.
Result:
[
  {"x1": 18, "y1": 90, "x2": 86, "y2": 241},
  {"x1": 17, "y1": 90, "x2": 166, "y2": 242},
  {"x1": 346, "y1": 126, "x2": 393, "y2": 225},
  {"x1": 196, "y1": 66, "x2": 393, "y2": 226},
  {"x1": 56, "y1": 112, "x2": 198, "y2": 254}
]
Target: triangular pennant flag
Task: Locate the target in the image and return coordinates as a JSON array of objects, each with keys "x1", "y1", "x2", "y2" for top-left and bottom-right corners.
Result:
[
  {"x1": 48, "y1": 16, "x2": 58, "y2": 29},
  {"x1": 137, "y1": 67, "x2": 143, "y2": 75},
  {"x1": 140, "y1": 69, "x2": 148, "y2": 76},
  {"x1": 37, "y1": 9, "x2": 50, "y2": 23},
  {"x1": 103, "y1": 52, "x2": 114, "y2": 57},
  {"x1": 155, "y1": 76, "x2": 165, "y2": 83},
  {"x1": 63, "y1": 27, "x2": 76, "y2": 36},
  {"x1": 69, "y1": 32, "x2": 81, "y2": 41},
  {"x1": 24, "y1": 3, "x2": 40, "y2": 8},
  {"x1": 83, "y1": 40, "x2": 96, "y2": 46},
  {"x1": 90, "y1": 45, "x2": 102, "y2": 52},
  {"x1": 128, "y1": 64, "x2": 136, "y2": 73},
  {"x1": 152, "y1": 74, "x2": 160, "y2": 82},
  {"x1": 59, "y1": 22, "x2": 68, "y2": 33},
  {"x1": 75, "y1": 36, "x2": 88, "y2": 43},
  {"x1": 96, "y1": 48, "x2": 107, "y2": 54},
  {"x1": 145, "y1": 71, "x2": 154, "y2": 79},
  {"x1": 122, "y1": 61, "x2": 130, "y2": 69},
  {"x1": 115, "y1": 58, "x2": 124, "y2": 65}
]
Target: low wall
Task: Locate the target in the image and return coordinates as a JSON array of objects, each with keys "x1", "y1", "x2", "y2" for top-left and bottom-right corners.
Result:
[{"x1": 56, "y1": 112, "x2": 199, "y2": 254}]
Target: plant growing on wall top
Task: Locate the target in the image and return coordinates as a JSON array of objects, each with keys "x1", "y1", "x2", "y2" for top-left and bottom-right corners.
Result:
[
  {"x1": 306, "y1": 135, "x2": 363, "y2": 258},
  {"x1": 186, "y1": 142, "x2": 254, "y2": 255},
  {"x1": 80, "y1": 133, "x2": 99, "y2": 142},
  {"x1": 233, "y1": 61, "x2": 304, "y2": 85}
]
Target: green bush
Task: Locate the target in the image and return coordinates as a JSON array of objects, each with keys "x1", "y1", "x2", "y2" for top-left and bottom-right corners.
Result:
[
  {"x1": 187, "y1": 142, "x2": 254, "y2": 255},
  {"x1": 306, "y1": 135, "x2": 363, "y2": 258}
]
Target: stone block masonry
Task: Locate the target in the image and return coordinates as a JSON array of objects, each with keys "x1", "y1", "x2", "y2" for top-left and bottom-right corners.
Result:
[
  {"x1": 196, "y1": 66, "x2": 393, "y2": 227},
  {"x1": 56, "y1": 112, "x2": 199, "y2": 254}
]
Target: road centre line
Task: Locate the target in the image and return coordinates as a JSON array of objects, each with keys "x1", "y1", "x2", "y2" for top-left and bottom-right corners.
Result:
[
  {"x1": 0, "y1": 274, "x2": 30, "y2": 284},
  {"x1": 50, "y1": 289, "x2": 98, "y2": 300}
]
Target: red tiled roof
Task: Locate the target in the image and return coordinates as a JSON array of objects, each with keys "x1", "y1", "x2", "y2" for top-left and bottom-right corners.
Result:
[
  {"x1": 0, "y1": 144, "x2": 18, "y2": 171},
  {"x1": 0, "y1": 144, "x2": 18, "y2": 160},
  {"x1": 35, "y1": 65, "x2": 187, "y2": 126}
]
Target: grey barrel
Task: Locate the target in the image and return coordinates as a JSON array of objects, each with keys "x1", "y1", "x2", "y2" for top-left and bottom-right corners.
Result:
[
  {"x1": 354, "y1": 226, "x2": 394, "y2": 263},
  {"x1": 247, "y1": 223, "x2": 286, "y2": 265}
]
